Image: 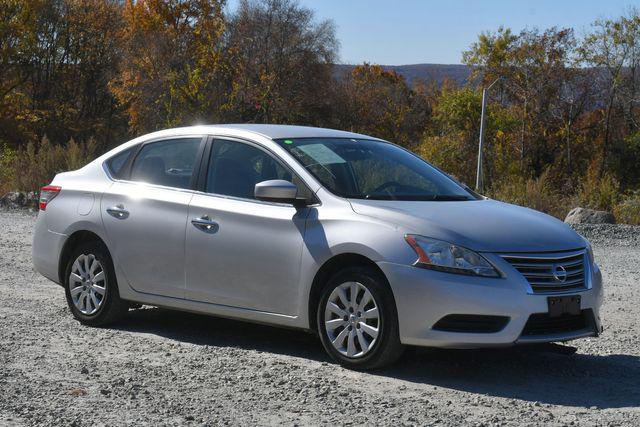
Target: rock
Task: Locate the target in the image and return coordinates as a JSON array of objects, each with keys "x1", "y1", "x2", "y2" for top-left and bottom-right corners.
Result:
[
  {"x1": 68, "y1": 388, "x2": 87, "y2": 397},
  {"x1": 0, "y1": 191, "x2": 38, "y2": 209},
  {"x1": 564, "y1": 207, "x2": 615, "y2": 225},
  {"x1": 0, "y1": 192, "x2": 25, "y2": 209}
]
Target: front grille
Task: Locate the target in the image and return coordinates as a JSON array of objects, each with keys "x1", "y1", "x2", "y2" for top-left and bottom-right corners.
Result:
[
  {"x1": 501, "y1": 251, "x2": 587, "y2": 294},
  {"x1": 521, "y1": 310, "x2": 590, "y2": 336},
  {"x1": 432, "y1": 314, "x2": 509, "y2": 333}
]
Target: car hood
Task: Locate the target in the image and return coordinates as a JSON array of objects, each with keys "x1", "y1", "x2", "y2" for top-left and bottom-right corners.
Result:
[{"x1": 348, "y1": 198, "x2": 585, "y2": 253}]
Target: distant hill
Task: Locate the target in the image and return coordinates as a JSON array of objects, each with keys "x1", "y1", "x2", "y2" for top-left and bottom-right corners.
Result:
[{"x1": 333, "y1": 63, "x2": 473, "y2": 86}]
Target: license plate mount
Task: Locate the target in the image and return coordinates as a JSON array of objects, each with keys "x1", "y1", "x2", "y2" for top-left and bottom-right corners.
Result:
[{"x1": 547, "y1": 295, "x2": 581, "y2": 317}]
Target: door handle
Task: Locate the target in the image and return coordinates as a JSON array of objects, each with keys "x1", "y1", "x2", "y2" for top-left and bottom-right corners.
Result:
[
  {"x1": 106, "y1": 204, "x2": 129, "y2": 219},
  {"x1": 191, "y1": 215, "x2": 219, "y2": 233}
]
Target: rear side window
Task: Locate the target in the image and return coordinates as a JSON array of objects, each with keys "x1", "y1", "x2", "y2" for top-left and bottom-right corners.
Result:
[
  {"x1": 106, "y1": 146, "x2": 136, "y2": 179},
  {"x1": 130, "y1": 138, "x2": 201, "y2": 189}
]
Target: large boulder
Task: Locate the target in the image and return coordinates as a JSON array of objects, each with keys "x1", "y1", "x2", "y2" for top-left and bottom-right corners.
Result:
[{"x1": 565, "y1": 207, "x2": 615, "y2": 225}]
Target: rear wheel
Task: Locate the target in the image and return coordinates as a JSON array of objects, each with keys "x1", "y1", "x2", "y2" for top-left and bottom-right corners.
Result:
[
  {"x1": 64, "y1": 241, "x2": 128, "y2": 326},
  {"x1": 317, "y1": 267, "x2": 404, "y2": 370}
]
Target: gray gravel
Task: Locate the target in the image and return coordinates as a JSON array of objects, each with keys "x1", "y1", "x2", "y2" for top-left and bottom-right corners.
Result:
[{"x1": 1, "y1": 210, "x2": 639, "y2": 426}]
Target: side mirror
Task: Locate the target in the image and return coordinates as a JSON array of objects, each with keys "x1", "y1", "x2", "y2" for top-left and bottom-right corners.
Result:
[{"x1": 254, "y1": 180, "x2": 298, "y2": 203}]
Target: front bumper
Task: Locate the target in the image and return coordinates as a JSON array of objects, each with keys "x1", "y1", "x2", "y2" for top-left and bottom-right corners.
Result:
[{"x1": 377, "y1": 254, "x2": 603, "y2": 349}]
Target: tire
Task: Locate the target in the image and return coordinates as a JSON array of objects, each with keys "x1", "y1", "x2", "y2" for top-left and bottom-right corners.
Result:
[
  {"x1": 64, "y1": 241, "x2": 129, "y2": 326},
  {"x1": 317, "y1": 266, "x2": 404, "y2": 370}
]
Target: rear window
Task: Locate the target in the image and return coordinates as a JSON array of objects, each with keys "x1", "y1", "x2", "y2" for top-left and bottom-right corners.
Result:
[
  {"x1": 129, "y1": 138, "x2": 201, "y2": 189},
  {"x1": 106, "y1": 146, "x2": 136, "y2": 179}
]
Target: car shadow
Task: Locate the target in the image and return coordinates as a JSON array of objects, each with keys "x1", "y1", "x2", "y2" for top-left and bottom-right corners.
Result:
[
  {"x1": 113, "y1": 306, "x2": 327, "y2": 363},
  {"x1": 114, "y1": 306, "x2": 640, "y2": 409},
  {"x1": 380, "y1": 347, "x2": 640, "y2": 409}
]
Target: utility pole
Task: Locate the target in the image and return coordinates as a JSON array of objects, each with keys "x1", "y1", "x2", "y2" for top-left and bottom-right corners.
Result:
[{"x1": 476, "y1": 77, "x2": 501, "y2": 192}]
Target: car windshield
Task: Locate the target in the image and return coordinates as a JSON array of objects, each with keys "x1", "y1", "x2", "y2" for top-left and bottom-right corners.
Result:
[{"x1": 275, "y1": 138, "x2": 477, "y2": 201}]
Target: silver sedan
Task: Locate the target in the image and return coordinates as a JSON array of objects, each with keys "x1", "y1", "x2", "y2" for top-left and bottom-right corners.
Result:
[{"x1": 32, "y1": 125, "x2": 603, "y2": 369}]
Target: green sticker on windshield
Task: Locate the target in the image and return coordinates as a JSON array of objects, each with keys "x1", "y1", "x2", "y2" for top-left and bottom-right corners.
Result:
[{"x1": 284, "y1": 139, "x2": 294, "y2": 145}]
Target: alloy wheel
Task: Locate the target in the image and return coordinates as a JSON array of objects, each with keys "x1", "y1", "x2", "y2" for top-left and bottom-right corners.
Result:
[
  {"x1": 324, "y1": 281, "x2": 380, "y2": 358},
  {"x1": 68, "y1": 254, "x2": 106, "y2": 316}
]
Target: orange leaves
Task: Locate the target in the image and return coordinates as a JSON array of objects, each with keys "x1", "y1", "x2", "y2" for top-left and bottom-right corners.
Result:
[
  {"x1": 341, "y1": 63, "x2": 428, "y2": 146},
  {"x1": 112, "y1": 0, "x2": 229, "y2": 132}
]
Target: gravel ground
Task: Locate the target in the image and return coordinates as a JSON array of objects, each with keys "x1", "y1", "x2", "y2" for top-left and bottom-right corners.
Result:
[{"x1": 1, "y1": 209, "x2": 639, "y2": 426}]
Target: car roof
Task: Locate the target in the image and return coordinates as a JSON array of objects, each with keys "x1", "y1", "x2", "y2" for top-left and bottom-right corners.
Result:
[
  {"x1": 95, "y1": 125, "x2": 388, "y2": 166},
  {"x1": 166, "y1": 124, "x2": 384, "y2": 141}
]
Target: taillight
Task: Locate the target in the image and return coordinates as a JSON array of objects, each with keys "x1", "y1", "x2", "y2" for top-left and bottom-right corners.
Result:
[{"x1": 39, "y1": 185, "x2": 61, "y2": 211}]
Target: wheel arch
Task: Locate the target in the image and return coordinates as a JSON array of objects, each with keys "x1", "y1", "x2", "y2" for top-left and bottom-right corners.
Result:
[
  {"x1": 307, "y1": 253, "x2": 392, "y2": 332},
  {"x1": 58, "y1": 230, "x2": 110, "y2": 285}
]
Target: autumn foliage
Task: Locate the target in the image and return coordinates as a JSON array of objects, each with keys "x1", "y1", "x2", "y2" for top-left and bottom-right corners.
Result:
[{"x1": 0, "y1": 0, "x2": 639, "y2": 222}]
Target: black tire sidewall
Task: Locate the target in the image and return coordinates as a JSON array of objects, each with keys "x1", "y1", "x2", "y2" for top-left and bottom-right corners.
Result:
[
  {"x1": 64, "y1": 241, "x2": 120, "y2": 325},
  {"x1": 317, "y1": 267, "x2": 401, "y2": 369}
]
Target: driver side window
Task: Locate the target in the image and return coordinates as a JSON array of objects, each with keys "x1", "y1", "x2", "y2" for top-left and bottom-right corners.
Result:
[{"x1": 206, "y1": 139, "x2": 292, "y2": 200}]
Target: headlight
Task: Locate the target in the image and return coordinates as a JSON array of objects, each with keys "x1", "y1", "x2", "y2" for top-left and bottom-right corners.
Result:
[
  {"x1": 585, "y1": 241, "x2": 595, "y2": 265},
  {"x1": 577, "y1": 233, "x2": 595, "y2": 265},
  {"x1": 404, "y1": 235, "x2": 501, "y2": 278}
]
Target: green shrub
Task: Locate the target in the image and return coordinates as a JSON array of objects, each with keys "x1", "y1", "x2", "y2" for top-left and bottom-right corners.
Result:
[
  {"x1": 577, "y1": 168, "x2": 620, "y2": 212},
  {"x1": 6, "y1": 136, "x2": 98, "y2": 193},
  {"x1": 614, "y1": 192, "x2": 640, "y2": 225},
  {"x1": 488, "y1": 170, "x2": 570, "y2": 219},
  {"x1": 64, "y1": 138, "x2": 98, "y2": 172},
  {"x1": 0, "y1": 144, "x2": 17, "y2": 195}
]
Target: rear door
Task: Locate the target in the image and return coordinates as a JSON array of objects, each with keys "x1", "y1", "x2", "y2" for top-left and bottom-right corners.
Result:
[
  {"x1": 184, "y1": 137, "x2": 309, "y2": 315},
  {"x1": 101, "y1": 136, "x2": 205, "y2": 298}
]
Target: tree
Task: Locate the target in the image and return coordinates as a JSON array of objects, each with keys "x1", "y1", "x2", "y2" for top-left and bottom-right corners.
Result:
[
  {"x1": 0, "y1": 0, "x2": 124, "y2": 146},
  {"x1": 337, "y1": 63, "x2": 429, "y2": 146},
  {"x1": 579, "y1": 8, "x2": 640, "y2": 176},
  {"x1": 225, "y1": 0, "x2": 338, "y2": 124},
  {"x1": 111, "y1": 0, "x2": 230, "y2": 133},
  {"x1": 0, "y1": 0, "x2": 40, "y2": 145},
  {"x1": 463, "y1": 27, "x2": 588, "y2": 179},
  {"x1": 418, "y1": 83, "x2": 518, "y2": 186}
]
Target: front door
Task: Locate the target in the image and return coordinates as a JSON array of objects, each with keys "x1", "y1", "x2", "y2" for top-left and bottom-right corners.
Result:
[{"x1": 185, "y1": 138, "x2": 308, "y2": 315}]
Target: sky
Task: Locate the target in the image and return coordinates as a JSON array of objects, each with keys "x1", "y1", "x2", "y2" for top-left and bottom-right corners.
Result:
[{"x1": 227, "y1": 0, "x2": 637, "y2": 65}]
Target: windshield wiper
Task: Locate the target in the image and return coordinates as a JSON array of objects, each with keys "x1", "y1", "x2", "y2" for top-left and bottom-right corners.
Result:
[{"x1": 426, "y1": 195, "x2": 472, "y2": 201}]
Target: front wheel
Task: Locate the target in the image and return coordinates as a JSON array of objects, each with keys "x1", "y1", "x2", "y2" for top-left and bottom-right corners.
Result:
[
  {"x1": 64, "y1": 241, "x2": 129, "y2": 326},
  {"x1": 317, "y1": 267, "x2": 404, "y2": 370}
]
